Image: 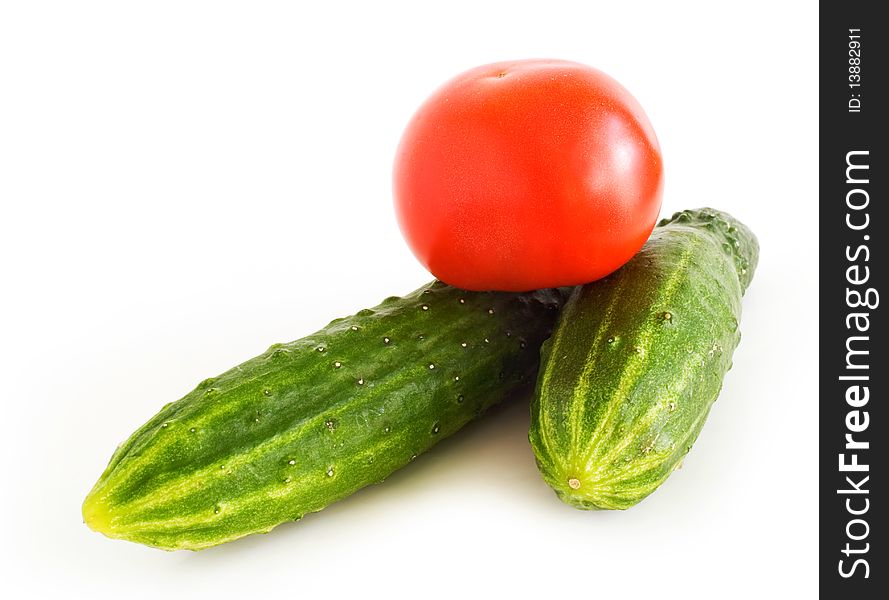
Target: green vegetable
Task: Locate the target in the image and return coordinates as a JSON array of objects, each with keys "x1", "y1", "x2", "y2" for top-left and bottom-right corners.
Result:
[
  {"x1": 529, "y1": 208, "x2": 758, "y2": 510},
  {"x1": 83, "y1": 281, "x2": 565, "y2": 550}
]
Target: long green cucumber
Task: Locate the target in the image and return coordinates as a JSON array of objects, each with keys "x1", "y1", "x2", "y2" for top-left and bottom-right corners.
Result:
[
  {"x1": 529, "y1": 208, "x2": 758, "y2": 510},
  {"x1": 84, "y1": 281, "x2": 565, "y2": 550}
]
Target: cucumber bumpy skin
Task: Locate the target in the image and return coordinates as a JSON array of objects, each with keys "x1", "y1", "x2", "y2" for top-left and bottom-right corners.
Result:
[
  {"x1": 83, "y1": 281, "x2": 566, "y2": 550},
  {"x1": 530, "y1": 208, "x2": 758, "y2": 510}
]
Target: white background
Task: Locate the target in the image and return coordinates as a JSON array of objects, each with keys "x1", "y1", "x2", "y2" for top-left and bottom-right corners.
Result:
[{"x1": 1, "y1": 1, "x2": 818, "y2": 598}]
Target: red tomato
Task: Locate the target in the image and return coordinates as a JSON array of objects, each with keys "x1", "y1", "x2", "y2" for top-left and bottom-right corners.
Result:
[{"x1": 393, "y1": 59, "x2": 664, "y2": 291}]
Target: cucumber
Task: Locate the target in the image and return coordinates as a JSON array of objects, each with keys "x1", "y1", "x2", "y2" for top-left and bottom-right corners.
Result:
[
  {"x1": 83, "y1": 281, "x2": 566, "y2": 550},
  {"x1": 529, "y1": 208, "x2": 758, "y2": 510}
]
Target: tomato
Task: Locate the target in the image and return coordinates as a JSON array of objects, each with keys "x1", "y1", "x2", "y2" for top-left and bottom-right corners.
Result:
[{"x1": 393, "y1": 59, "x2": 664, "y2": 291}]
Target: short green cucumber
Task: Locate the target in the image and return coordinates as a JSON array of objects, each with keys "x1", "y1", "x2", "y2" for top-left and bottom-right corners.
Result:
[
  {"x1": 84, "y1": 281, "x2": 566, "y2": 550},
  {"x1": 530, "y1": 208, "x2": 758, "y2": 510}
]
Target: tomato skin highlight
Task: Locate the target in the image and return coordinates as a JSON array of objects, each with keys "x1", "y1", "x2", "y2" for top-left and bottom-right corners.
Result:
[{"x1": 393, "y1": 59, "x2": 664, "y2": 292}]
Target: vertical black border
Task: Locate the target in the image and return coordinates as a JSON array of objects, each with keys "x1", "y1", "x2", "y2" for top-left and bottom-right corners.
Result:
[{"x1": 820, "y1": 1, "x2": 886, "y2": 596}]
